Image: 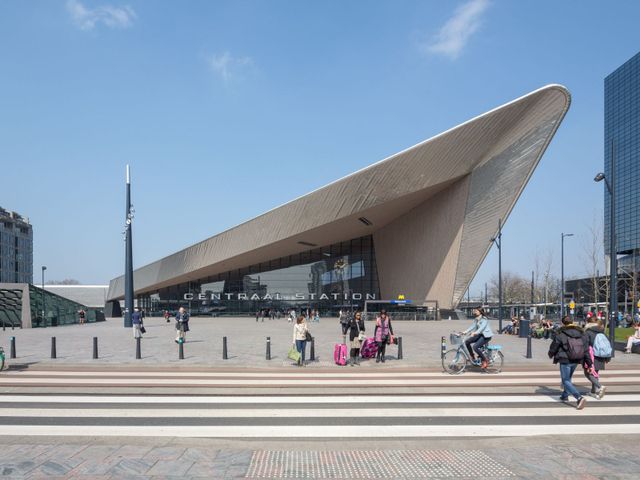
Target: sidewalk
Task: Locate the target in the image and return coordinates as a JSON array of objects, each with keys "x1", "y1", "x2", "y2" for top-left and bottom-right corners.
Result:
[
  {"x1": 1, "y1": 434, "x2": 639, "y2": 479},
  {"x1": 3, "y1": 316, "x2": 639, "y2": 368}
]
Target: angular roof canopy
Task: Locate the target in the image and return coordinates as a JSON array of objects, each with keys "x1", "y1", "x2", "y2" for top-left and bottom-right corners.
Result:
[{"x1": 108, "y1": 85, "x2": 570, "y2": 309}]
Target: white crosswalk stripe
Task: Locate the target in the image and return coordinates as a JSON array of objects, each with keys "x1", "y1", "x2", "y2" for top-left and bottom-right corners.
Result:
[{"x1": 1, "y1": 367, "x2": 640, "y2": 438}]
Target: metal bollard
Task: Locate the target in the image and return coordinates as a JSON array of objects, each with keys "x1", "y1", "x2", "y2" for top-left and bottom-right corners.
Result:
[
  {"x1": 441, "y1": 336, "x2": 446, "y2": 359},
  {"x1": 93, "y1": 337, "x2": 98, "y2": 359},
  {"x1": 310, "y1": 337, "x2": 315, "y2": 361},
  {"x1": 526, "y1": 334, "x2": 532, "y2": 359},
  {"x1": 397, "y1": 336, "x2": 403, "y2": 360},
  {"x1": 51, "y1": 337, "x2": 57, "y2": 359},
  {"x1": 266, "y1": 337, "x2": 271, "y2": 360},
  {"x1": 179, "y1": 340, "x2": 184, "y2": 360},
  {"x1": 10, "y1": 337, "x2": 16, "y2": 359},
  {"x1": 223, "y1": 336, "x2": 228, "y2": 360},
  {"x1": 136, "y1": 337, "x2": 141, "y2": 359}
]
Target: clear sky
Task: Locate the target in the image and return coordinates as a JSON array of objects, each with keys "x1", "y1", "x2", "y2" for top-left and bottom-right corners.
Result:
[{"x1": 1, "y1": 0, "x2": 639, "y2": 294}]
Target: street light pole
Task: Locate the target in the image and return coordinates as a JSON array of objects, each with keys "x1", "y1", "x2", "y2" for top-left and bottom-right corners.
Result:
[
  {"x1": 41, "y1": 266, "x2": 46, "y2": 324},
  {"x1": 561, "y1": 233, "x2": 574, "y2": 320},
  {"x1": 491, "y1": 219, "x2": 503, "y2": 332},
  {"x1": 124, "y1": 165, "x2": 134, "y2": 328},
  {"x1": 594, "y1": 138, "x2": 617, "y2": 356}
]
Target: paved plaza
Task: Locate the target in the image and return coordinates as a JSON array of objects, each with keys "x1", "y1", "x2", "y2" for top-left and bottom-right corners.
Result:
[
  {"x1": 2, "y1": 435, "x2": 640, "y2": 479},
  {"x1": 3, "y1": 317, "x2": 640, "y2": 479},
  {"x1": 3, "y1": 315, "x2": 640, "y2": 369}
]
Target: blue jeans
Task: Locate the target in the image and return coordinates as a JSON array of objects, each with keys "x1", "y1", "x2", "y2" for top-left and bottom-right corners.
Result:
[
  {"x1": 559, "y1": 363, "x2": 582, "y2": 401},
  {"x1": 466, "y1": 334, "x2": 490, "y2": 361},
  {"x1": 295, "y1": 339, "x2": 306, "y2": 364}
]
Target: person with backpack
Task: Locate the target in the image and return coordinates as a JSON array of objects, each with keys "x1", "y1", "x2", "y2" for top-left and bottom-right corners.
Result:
[
  {"x1": 548, "y1": 316, "x2": 591, "y2": 410},
  {"x1": 584, "y1": 317, "x2": 611, "y2": 399},
  {"x1": 374, "y1": 310, "x2": 394, "y2": 363}
]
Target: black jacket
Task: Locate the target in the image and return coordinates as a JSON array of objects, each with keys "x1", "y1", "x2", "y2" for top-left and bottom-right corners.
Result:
[
  {"x1": 548, "y1": 325, "x2": 591, "y2": 366},
  {"x1": 347, "y1": 317, "x2": 365, "y2": 341}
]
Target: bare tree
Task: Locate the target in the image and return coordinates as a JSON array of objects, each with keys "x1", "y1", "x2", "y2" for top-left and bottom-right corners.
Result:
[
  {"x1": 489, "y1": 271, "x2": 531, "y2": 304},
  {"x1": 581, "y1": 211, "x2": 605, "y2": 304}
]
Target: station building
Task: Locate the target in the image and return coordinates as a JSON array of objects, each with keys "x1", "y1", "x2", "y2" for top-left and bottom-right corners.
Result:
[{"x1": 106, "y1": 85, "x2": 571, "y2": 318}]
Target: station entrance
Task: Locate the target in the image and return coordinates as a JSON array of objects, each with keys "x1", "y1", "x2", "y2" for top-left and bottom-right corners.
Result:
[{"x1": 363, "y1": 299, "x2": 439, "y2": 321}]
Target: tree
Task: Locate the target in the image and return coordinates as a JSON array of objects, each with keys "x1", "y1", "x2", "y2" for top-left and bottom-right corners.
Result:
[{"x1": 581, "y1": 211, "x2": 605, "y2": 304}]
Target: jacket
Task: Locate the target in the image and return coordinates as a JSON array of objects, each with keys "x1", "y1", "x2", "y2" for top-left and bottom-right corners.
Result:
[
  {"x1": 548, "y1": 324, "x2": 591, "y2": 366},
  {"x1": 131, "y1": 311, "x2": 142, "y2": 325},
  {"x1": 293, "y1": 322, "x2": 309, "y2": 342},
  {"x1": 584, "y1": 323, "x2": 607, "y2": 371},
  {"x1": 374, "y1": 316, "x2": 393, "y2": 343},
  {"x1": 464, "y1": 315, "x2": 493, "y2": 337},
  {"x1": 347, "y1": 316, "x2": 365, "y2": 341}
]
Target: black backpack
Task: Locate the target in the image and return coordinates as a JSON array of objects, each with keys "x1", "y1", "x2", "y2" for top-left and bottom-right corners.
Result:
[{"x1": 565, "y1": 335, "x2": 585, "y2": 362}]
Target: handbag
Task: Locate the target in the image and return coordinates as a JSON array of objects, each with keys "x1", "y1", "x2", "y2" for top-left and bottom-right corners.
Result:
[
  {"x1": 358, "y1": 331, "x2": 366, "y2": 341},
  {"x1": 288, "y1": 346, "x2": 301, "y2": 362},
  {"x1": 305, "y1": 332, "x2": 312, "y2": 342},
  {"x1": 140, "y1": 326, "x2": 146, "y2": 334}
]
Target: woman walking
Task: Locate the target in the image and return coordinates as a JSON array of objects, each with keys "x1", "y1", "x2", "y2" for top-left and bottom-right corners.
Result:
[
  {"x1": 347, "y1": 310, "x2": 365, "y2": 366},
  {"x1": 292, "y1": 315, "x2": 310, "y2": 366},
  {"x1": 374, "y1": 309, "x2": 394, "y2": 363},
  {"x1": 584, "y1": 317, "x2": 608, "y2": 398}
]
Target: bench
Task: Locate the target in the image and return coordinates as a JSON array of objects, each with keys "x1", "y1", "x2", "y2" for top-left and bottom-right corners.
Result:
[{"x1": 614, "y1": 341, "x2": 640, "y2": 353}]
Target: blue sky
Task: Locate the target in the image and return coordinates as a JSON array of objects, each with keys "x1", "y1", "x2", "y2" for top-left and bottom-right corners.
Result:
[{"x1": 1, "y1": 0, "x2": 639, "y2": 295}]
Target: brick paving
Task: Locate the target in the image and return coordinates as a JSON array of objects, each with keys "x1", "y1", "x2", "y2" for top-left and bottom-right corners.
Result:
[
  {"x1": 0, "y1": 437, "x2": 639, "y2": 479},
  {"x1": 3, "y1": 316, "x2": 640, "y2": 369}
]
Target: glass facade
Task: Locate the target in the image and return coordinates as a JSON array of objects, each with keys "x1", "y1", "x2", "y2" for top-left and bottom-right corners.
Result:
[
  {"x1": 137, "y1": 235, "x2": 380, "y2": 316},
  {"x1": 0, "y1": 285, "x2": 103, "y2": 328},
  {"x1": 0, "y1": 207, "x2": 33, "y2": 284},
  {"x1": 604, "y1": 51, "x2": 640, "y2": 256},
  {"x1": 0, "y1": 287, "x2": 23, "y2": 327}
]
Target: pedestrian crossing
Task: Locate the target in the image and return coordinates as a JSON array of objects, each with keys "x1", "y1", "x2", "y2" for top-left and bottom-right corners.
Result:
[{"x1": 1, "y1": 367, "x2": 640, "y2": 438}]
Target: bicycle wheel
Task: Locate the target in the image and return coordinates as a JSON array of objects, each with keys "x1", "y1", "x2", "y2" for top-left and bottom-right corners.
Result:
[
  {"x1": 442, "y1": 349, "x2": 466, "y2": 374},
  {"x1": 485, "y1": 350, "x2": 504, "y2": 374}
]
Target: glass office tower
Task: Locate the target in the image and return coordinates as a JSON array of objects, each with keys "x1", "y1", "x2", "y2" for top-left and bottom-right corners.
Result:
[
  {"x1": 605, "y1": 52, "x2": 640, "y2": 314},
  {"x1": 0, "y1": 207, "x2": 33, "y2": 284},
  {"x1": 605, "y1": 51, "x2": 640, "y2": 256}
]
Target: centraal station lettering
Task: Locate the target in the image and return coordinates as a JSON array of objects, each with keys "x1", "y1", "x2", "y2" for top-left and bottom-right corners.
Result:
[{"x1": 183, "y1": 292, "x2": 377, "y2": 301}]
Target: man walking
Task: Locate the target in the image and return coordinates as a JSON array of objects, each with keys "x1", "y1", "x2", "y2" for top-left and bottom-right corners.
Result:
[{"x1": 548, "y1": 315, "x2": 590, "y2": 410}]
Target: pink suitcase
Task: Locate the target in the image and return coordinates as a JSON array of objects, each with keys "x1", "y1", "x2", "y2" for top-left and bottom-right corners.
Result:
[
  {"x1": 334, "y1": 343, "x2": 347, "y2": 366},
  {"x1": 360, "y1": 337, "x2": 378, "y2": 358}
]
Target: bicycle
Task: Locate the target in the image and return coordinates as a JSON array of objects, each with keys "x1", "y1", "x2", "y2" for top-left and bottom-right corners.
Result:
[{"x1": 442, "y1": 333, "x2": 504, "y2": 374}]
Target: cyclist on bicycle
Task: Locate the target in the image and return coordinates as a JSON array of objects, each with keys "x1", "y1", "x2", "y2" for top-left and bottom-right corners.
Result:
[{"x1": 461, "y1": 306, "x2": 493, "y2": 369}]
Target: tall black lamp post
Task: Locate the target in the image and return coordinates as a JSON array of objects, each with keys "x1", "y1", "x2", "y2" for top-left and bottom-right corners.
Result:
[
  {"x1": 41, "y1": 266, "x2": 46, "y2": 324},
  {"x1": 491, "y1": 219, "x2": 503, "y2": 332},
  {"x1": 595, "y1": 141, "x2": 617, "y2": 356},
  {"x1": 561, "y1": 232, "x2": 574, "y2": 320},
  {"x1": 124, "y1": 165, "x2": 134, "y2": 328}
]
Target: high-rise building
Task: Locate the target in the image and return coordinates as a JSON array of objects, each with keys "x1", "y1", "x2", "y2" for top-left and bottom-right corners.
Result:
[
  {"x1": 0, "y1": 207, "x2": 33, "y2": 283},
  {"x1": 604, "y1": 51, "x2": 640, "y2": 257}
]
